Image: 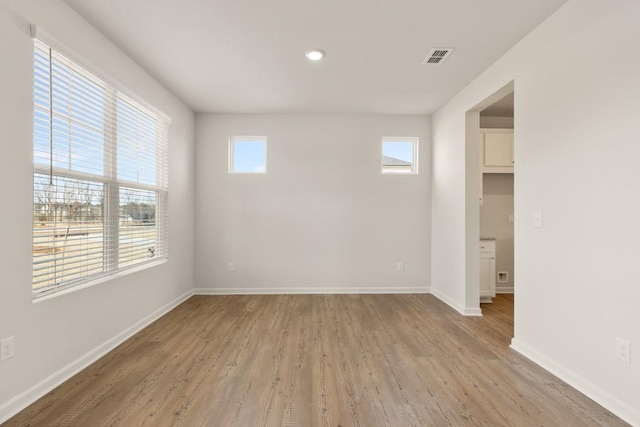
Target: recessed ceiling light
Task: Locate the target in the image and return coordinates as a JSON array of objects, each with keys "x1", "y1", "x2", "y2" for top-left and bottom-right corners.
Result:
[{"x1": 305, "y1": 49, "x2": 325, "y2": 61}]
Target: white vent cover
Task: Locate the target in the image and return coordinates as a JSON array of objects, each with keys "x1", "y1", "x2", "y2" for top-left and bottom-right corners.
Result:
[{"x1": 423, "y1": 48, "x2": 454, "y2": 65}]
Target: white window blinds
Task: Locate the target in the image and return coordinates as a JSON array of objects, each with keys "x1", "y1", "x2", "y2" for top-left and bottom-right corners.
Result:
[{"x1": 33, "y1": 39, "x2": 169, "y2": 298}]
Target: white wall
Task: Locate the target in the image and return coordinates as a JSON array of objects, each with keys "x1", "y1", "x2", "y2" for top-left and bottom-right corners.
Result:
[
  {"x1": 195, "y1": 114, "x2": 430, "y2": 293},
  {"x1": 431, "y1": 0, "x2": 640, "y2": 423},
  {"x1": 0, "y1": 1, "x2": 195, "y2": 421}
]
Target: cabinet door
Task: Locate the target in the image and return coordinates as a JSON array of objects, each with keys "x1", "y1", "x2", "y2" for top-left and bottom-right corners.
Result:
[
  {"x1": 479, "y1": 253, "x2": 496, "y2": 300},
  {"x1": 484, "y1": 133, "x2": 514, "y2": 167}
]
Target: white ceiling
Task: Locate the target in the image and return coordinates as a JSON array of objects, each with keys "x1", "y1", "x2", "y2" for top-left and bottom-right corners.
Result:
[
  {"x1": 481, "y1": 92, "x2": 514, "y2": 117},
  {"x1": 64, "y1": 0, "x2": 567, "y2": 114}
]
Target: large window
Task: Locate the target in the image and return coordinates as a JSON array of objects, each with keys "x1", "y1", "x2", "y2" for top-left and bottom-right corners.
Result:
[{"x1": 32, "y1": 39, "x2": 169, "y2": 298}]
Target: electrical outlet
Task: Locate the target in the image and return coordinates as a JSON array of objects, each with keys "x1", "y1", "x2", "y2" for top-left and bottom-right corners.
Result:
[
  {"x1": 397, "y1": 262, "x2": 404, "y2": 272},
  {"x1": 533, "y1": 211, "x2": 543, "y2": 228},
  {"x1": 227, "y1": 262, "x2": 234, "y2": 272},
  {"x1": 616, "y1": 338, "x2": 630, "y2": 363},
  {"x1": 1, "y1": 336, "x2": 15, "y2": 362}
]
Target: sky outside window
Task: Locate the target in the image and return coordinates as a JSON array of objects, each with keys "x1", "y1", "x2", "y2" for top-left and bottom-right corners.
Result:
[
  {"x1": 231, "y1": 138, "x2": 266, "y2": 173},
  {"x1": 383, "y1": 140, "x2": 414, "y2": 163}
]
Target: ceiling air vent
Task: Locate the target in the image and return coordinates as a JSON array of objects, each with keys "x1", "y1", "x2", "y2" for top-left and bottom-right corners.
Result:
[{"x1": 423, "y1": 48, "x2": 454, "y2": 65}]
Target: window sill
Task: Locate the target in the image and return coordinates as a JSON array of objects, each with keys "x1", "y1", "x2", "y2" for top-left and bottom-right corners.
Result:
[
  {"x1": 33, "y1": 258, "x2": 167, "y2": 304},
  {"x1": 381, "y1": 171, "x2": 418, "y2": 175}
]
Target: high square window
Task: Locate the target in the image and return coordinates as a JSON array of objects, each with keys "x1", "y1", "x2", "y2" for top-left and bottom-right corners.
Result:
[
  {"x1": 229, "y1": 136, "x2": 267, "y2": 174},
  {"x1": 382, "y1": 137, "x2": 418, "y2": 174}
]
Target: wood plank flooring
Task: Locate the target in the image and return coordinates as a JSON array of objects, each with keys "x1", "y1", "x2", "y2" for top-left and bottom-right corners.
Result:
[{"x1": 6, "y1": 294, "x2": 627, "y2": 426}]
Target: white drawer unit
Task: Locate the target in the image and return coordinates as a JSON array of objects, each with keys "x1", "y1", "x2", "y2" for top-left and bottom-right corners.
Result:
[{"x1": 479, "y1": 239, "x2": 496, "y2": 303}]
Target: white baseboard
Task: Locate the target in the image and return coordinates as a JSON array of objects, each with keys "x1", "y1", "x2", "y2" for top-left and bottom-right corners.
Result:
[
  {"x1": 510, "y1": 338, "x2": 639, "y2": 426},
  {"x1": 194, "y1": 286, "x2": 431, "y2": 295},
  {"x1": 0, "y1": 289, "x2": 194, "y2": 424},
  {"x1": 431, "y1": 288, "x2": 482, "y2": 316},
  {"x1": 496, "y1": 286, "x2": 514, "y2": 294}
]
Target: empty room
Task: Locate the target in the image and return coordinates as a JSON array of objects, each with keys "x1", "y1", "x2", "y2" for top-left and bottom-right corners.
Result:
[{"x1": 0, "y1": 0, "x2": 638, "y2": 425}]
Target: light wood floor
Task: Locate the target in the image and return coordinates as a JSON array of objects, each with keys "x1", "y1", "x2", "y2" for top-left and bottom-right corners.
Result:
[{"x1": 7, "y1": 294, "x2": 627, "y2": 426}]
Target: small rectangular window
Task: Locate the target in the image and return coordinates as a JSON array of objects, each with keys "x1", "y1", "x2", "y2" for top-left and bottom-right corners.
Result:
[
  {"x1": 229, "y1": 136, "x2": 267, "y2": 174},
  {"x1": 382, "y1": 137, "x2": 418, "y2": 174}
]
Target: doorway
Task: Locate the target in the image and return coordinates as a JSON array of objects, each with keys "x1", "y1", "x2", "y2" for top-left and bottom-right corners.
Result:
[
  {"x1": 479, "y1": 92, "x2": 515, "y2": 303},
  {"x1": 464, "y1": 81, "x2": 515, "y2": 333}
]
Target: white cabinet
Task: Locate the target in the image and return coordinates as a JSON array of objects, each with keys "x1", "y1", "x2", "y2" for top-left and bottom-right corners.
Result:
[
  {"x1": 481, "y1": 129, "x2": 514, "y2": 173},
  {"x1": 479, "y1": 240, "x2": 496, "y2": 303}
]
